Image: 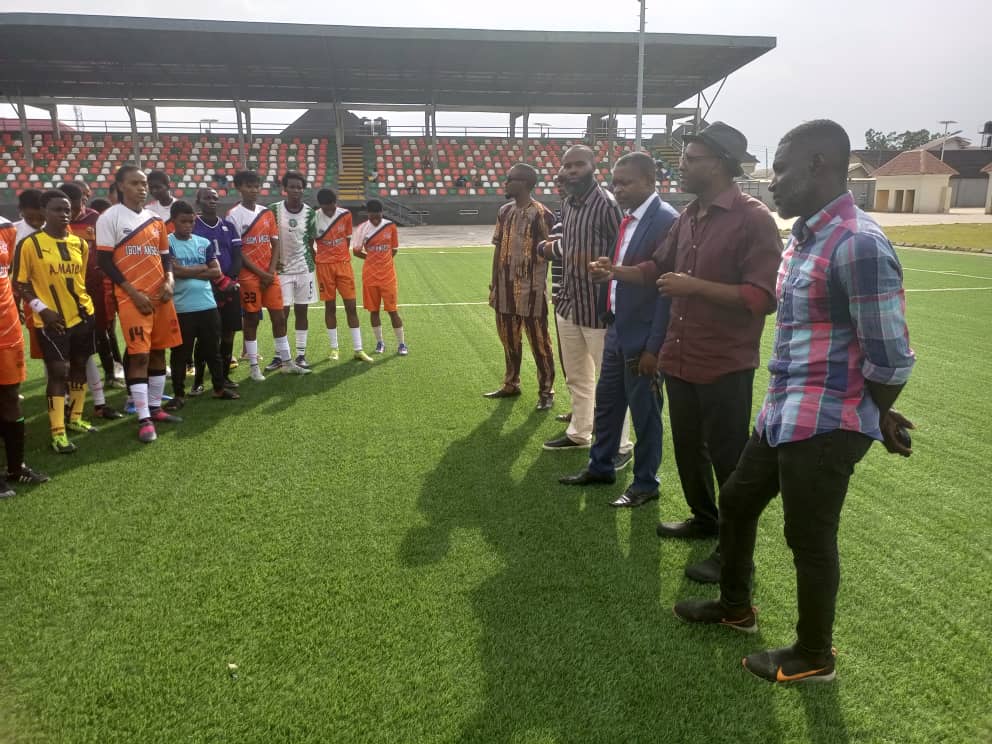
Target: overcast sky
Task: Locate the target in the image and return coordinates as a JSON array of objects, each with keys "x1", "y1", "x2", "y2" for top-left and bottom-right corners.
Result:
[{"x1": 2, "y1": 0, "x2": 991, "y2": 162}]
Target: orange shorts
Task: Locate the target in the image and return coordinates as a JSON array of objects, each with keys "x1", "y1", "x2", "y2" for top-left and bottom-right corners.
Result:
[
  {"x1": 117, "y1": 297, "x2": 182, "y2": 354},
  {"x1": 0, "y1": 343, "x2": 26, "y2": 386},
  {"x1": 240, "y1": 276, "x2": 283, "y2": 313},
  {"x1": 363, "y1": 282, "x2": 398, "y2": 312},
  {"x1": 316, "y1": 262, "x2": 357, "y2": 302}
]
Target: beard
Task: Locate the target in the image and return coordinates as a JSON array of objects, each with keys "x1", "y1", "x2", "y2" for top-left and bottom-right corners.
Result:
[{"x1": 566, "y1": 171, "x2": 595, "y2": 196}]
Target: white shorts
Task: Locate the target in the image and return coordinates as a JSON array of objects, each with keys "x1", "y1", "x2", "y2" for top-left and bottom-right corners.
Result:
[{"x1": 280, "y1": 272, "x2": 315, "y2": 306}]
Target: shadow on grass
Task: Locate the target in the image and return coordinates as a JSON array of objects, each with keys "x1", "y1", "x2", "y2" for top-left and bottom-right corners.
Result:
[
  {"x1": 11, "y1": 352, "x2": 388, "y2": 483},
  {"x1": 400, "y1": 405, "x2": 787, "y2": 742},
  {"x1": 797, "y1": 678, "x2": 850, "y2": 744}
]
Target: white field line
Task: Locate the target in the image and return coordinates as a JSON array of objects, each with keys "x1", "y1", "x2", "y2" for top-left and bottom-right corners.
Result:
[
  {"x1": 904, "y1": 286, "x2": 992, "y2": 293},
  {"x1": 903, "y1": 268, "x2": 992, "y2": 281},
  {"x1": 307, "y1": 301, "x2": 488, "y2": 310}
]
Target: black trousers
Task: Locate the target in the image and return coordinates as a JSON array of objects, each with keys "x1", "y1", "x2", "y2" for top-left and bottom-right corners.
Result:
[
  {"x1": 665, "y1": 369, "x2": 754, "y2": 530},
  {"x1": 171, "y1": 309, "x2": 223, "y2": 396},
  {"x1": 719, "y1": 429, "x2": 873, "y2": 654}
]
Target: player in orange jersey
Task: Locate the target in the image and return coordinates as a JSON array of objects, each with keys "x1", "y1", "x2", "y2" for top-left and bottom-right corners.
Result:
[
  {"x1": 0, "y1": 215, "x2": 48, "y2": 496},
  {"x1": 96, "y1": 165, "x2": 183, "y2": 444},
  {"x1": 226, "y1": 170, "x2": 309, "y2": 380},
  {"x1": 310, "y1": 189, "x2": 372, "y2": 363},
  {"x1": 352, "y1": 200, "x2": 408, "y2": 356}
]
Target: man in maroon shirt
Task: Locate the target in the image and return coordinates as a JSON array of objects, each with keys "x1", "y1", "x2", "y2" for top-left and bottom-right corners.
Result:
[{"x1": 638, "y1": 122, "x2": 782, "y2": 583}]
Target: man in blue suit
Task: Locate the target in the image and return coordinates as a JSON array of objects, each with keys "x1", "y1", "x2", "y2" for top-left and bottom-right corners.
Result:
[{"x1": 559, "y1": 152, "x2": 678, "y2": 507}]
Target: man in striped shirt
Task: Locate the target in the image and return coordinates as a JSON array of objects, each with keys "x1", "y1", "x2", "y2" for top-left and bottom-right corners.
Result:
[
  {"x1": 539, "y1": 146, "x2": 632, "y2": 462},
  {"x1": 674, "y1": 120, "x2": 916, "y2": 684}
]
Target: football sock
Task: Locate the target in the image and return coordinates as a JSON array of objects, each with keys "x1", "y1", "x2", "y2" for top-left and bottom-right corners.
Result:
[
  {"x1": 86, "y1": 357, "x2": 106, "y2": 406},
  {"x1": 0, "y1": 418, "x2": 25, "y2": 474},
  {"x1": 327, "y1": 328, "x2": 339, "y2": 349},
  {"x1": 47, "y1": 396, "x2": 66, "y2": 437},
  {"x1": 148, "y1": 370, "x2": 167, "y2": 410},
  {"x1": 349, "y1": 327, "x2": 363, "y2": 351},
  {"x1": 275, "y1": 336, "x2": 291, "y2": 363},
  {"x1": 295, "y1": 330, "x2": 307, "y2": 357},
  {"x1": 246, "y1": 340, "x2": 259, "y2": 368},
  {"x1": 373, "y1": 325, "x2": 384, "y2": 344},
  {"x1": 68, "y1": 382, "x2": 87, "y2": 422},
  {"x1": 394, "y1": 327, "x2": 405, "y2": 345},
  {"x1": 129, "y1": 380, "x2": 150, "y2": 421}
]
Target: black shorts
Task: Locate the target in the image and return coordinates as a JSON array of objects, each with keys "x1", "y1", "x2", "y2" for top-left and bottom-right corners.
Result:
[
  {"x1": 38, "y1": 316, "x2": 96, "y2": 362},
  {"x1": 214, "y1": 291, "x2": 243, "y2": 333}
]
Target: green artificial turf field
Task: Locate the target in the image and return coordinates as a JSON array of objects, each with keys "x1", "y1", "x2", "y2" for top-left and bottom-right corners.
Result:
[{"x1": 1, "y1": 245, "x2": 989, "y2": 743}]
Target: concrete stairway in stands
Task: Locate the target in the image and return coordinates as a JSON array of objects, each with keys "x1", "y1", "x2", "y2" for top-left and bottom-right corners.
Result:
[{"x1": 337, "y1": 145, "x2": 367, "y2": 201}]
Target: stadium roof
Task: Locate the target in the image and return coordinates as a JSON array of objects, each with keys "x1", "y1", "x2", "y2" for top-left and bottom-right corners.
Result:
[{"x1": 0, "y1": 13, "x2": 776, "y2": 115}]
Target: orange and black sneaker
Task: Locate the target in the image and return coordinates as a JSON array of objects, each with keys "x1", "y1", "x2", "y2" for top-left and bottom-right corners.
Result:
[
  {"x1": 672, "y1": 599, "x2": 758, "y2": 634},
  {"x1": 743, "y1": 644, "x2": 838, "y2": 684}
]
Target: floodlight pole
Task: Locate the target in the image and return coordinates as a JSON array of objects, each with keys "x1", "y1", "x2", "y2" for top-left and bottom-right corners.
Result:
[{"x1": 634, "y1": 0, "x2": 646, "y2": 151}]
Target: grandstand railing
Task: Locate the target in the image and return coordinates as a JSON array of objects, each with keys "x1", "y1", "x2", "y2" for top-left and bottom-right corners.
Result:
[
  {"x1": 378, "y1": 195, "x2": 424, "y2": 226},
  {"x1": 1, "y1": 115, "x2": 672, "y2": 142}
]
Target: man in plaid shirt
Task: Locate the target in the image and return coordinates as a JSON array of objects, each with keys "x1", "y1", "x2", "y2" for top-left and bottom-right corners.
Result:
[{"x1": 674, "y1": 120, "x2": 916, "y2": 684}]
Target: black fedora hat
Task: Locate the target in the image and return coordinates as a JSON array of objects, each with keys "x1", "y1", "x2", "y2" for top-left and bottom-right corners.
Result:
[{"x1": 684, "y1": 122, "x2": 749, "y2": 174}]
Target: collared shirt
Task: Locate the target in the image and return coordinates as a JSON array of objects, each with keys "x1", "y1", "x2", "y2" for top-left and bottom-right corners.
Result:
[
  {"x1": 611, "y1": 192, "x2": 659, "y2": 313},
  {"x1": 169, "y1": 233, "x2": 218, "y2": 313},
  {"x1": 755, "y1": 192, "x2": 915, "y2": 446},
  {"x1": 490, "y1": 199, "x2": 555, "y2": 318},
  {"x1": 556, "y1": 180, "x2": 622, "y2": 327},
  {"x1": 194, "y1": 215, "x2": 243, "y2": 279},
  {"x1": 14, "y1": 230, "x2": 94, "y2": 329},
  {"x1": 643, "y1": 184, "x2": 782, "y2": 384}
]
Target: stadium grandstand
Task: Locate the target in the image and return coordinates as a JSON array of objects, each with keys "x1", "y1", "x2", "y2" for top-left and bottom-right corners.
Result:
[{"x1": 0, "y1": 13, "x2": 775, "y2": 223}]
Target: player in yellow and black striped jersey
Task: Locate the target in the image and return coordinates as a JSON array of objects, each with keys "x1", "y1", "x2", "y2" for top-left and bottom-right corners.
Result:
[{"x1": 13, "y1": 189, "x2": 97, "y2": 454}]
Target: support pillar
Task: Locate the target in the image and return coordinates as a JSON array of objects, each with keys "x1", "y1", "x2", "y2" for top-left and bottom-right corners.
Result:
[
  {"x1": 124, "y1": 99, "x2": 142, "y2": 168},
  {"x1": 235, "y1": 102, "x2": 247, "y2": 169},
  {"x1": 149, "y1": 107, "x2": 158, "y2": 141},
  {"x1": 43, "y1": 105, "x2": 61, "y2": 140},
  {"x1": 333, "y1": 102, "x2": 345, "y2": 186},
  {"x1": 607, "y1": 110, "x2": 615, "y2": 171},
  {"x1": 428, "y1": 105, "x2": 437, "y2": 167},
  {"x1": 15, "y1": 97, "x2": 33, "y2": 169},
  {"x1": 665, "y1": 114, "x2": 674, "y2": 146},
  {"x1": 509, "y1": 112, "x2": 517, "y2": 138},
  {"x1": 521, "y1": 109, "x2": 530, "y2": 162}
]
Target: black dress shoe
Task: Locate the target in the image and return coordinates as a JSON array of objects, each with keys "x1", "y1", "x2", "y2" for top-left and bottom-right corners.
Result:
[
  {"x1": 483, "y1": 387, "x2": 521, "y2": 399},
  {"x1": 609, "y1": 487, "x2": 659, "y2": 508},
  {"x1": 556, "y1": 412, "x2": 573, "y2": 423},
  {"x1": 656, "y1": 519, "x2": 719, "y2": 539},
  {"x1": 559, "y1": 469, "x2": 616, "y2": 486},
  {"x1": 535, "y1": 394, "x2": 554, "y2": 411},
  {"x1": 543, "y1": 435, "x2": 589, "y2": 451},
  {"x1": 685, "y1": 551, "x2": 721, "y2": 584}
]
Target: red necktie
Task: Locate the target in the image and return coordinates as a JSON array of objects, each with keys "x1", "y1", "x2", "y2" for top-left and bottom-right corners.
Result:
[{"x1": 608, "y1": 215, "x2": 636, "y2": 312}]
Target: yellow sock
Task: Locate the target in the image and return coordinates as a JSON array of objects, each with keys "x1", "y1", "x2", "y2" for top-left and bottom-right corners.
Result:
[
  {"x1": 48, "y1": 396, "x2": 66, "y2": 437},
  {"x1": 68, "y1": 382, "x2": 86, "y2": 422}
]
